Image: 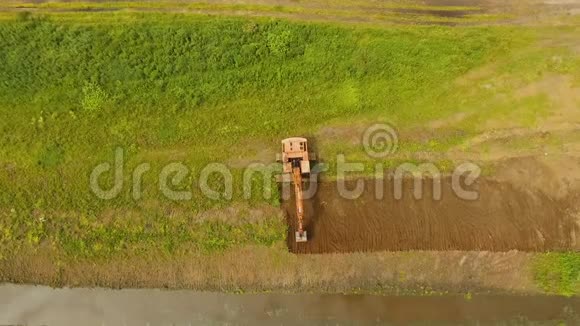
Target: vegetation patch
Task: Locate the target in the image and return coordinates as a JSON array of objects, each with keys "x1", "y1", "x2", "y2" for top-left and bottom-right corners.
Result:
[
  {"x1": 533, "y1": 253, "x2": 580, "y2": 296},
  {"x1": 0, "y1": 208, "x2": 286, "y2": 260}
]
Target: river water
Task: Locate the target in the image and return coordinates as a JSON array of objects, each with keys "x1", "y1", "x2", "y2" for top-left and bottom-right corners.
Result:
[{"x1": 0, "y1": 284, "x2": 579, "y2": 325}]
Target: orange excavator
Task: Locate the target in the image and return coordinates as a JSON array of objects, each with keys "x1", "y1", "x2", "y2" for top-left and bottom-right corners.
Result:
[{"x1": 278, "y1": 137, "x2": 313, "y2": 242}]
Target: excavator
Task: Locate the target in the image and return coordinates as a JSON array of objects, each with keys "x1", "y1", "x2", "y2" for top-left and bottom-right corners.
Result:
[{"x1": 278, "y1": 137, "x2": 313, "y2": 242}]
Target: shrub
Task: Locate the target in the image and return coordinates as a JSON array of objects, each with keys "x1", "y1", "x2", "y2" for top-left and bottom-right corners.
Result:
[{"x1": 81, "y1": 82, "x2": 107, "y2": 112}]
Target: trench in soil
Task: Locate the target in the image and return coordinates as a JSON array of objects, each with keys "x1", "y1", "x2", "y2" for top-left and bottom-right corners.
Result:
[{"x1": 281, "y1": 177, "x2": 579, "y2": 254}]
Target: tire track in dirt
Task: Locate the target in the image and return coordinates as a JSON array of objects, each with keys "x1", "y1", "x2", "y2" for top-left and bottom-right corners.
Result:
[{"x1": 283, "y1": 177, "x2": 579, "y2": 253}]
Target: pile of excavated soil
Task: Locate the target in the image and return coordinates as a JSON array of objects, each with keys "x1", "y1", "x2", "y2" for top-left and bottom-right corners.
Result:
[{"x1": 282, "y1": 177, "x2": 579, "y2": 253}]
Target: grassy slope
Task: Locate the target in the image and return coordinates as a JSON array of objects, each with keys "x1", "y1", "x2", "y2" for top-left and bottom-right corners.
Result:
[{"x1": 0, "y1": 11, "x2": 578, "y2": 294}]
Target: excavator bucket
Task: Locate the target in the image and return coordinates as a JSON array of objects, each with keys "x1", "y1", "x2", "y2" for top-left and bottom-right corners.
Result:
[{"x1": 296, "y1": 231, "x2": 308, "y2": 242}]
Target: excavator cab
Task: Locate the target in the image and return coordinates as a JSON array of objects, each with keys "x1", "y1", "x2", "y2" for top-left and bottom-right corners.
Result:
[
  {"x1": 278, "y1": 137, "x2": 313, "y2": 242},
  {"x1": 280, "y1": 137, "x2": 310, "y2": 175}
]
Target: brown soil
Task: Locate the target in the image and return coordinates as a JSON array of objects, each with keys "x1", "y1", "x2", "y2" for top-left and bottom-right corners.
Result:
[{"x1": 282, "y1": 176, "x2": 579, "y2": 253}]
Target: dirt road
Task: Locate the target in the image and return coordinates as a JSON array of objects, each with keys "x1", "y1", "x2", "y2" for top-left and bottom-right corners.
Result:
[
  {"x1": 2, "y1": 0, "x2": 579, "y2": 26},
  {"x1": 1, "y1": 284, "x2": 579, "y2": 325}
]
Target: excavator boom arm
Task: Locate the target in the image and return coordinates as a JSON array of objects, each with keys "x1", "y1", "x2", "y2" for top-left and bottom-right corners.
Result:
[{"x1": 292, "y1": 166, "x2": 304, "y2": 235}]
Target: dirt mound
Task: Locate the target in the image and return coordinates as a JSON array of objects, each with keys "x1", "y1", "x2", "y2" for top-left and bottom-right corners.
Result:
[{"x1": 282, "y1": 177, "x2": 579, "y2": 253}]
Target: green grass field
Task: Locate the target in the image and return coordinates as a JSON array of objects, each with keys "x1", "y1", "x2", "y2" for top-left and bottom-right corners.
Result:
[
  {"x1": 0, "y1": 13, "x2": 511, "y2": 256},
  {"x1": 0, "y1": 8, "x2": 579, "y2": 294}
]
